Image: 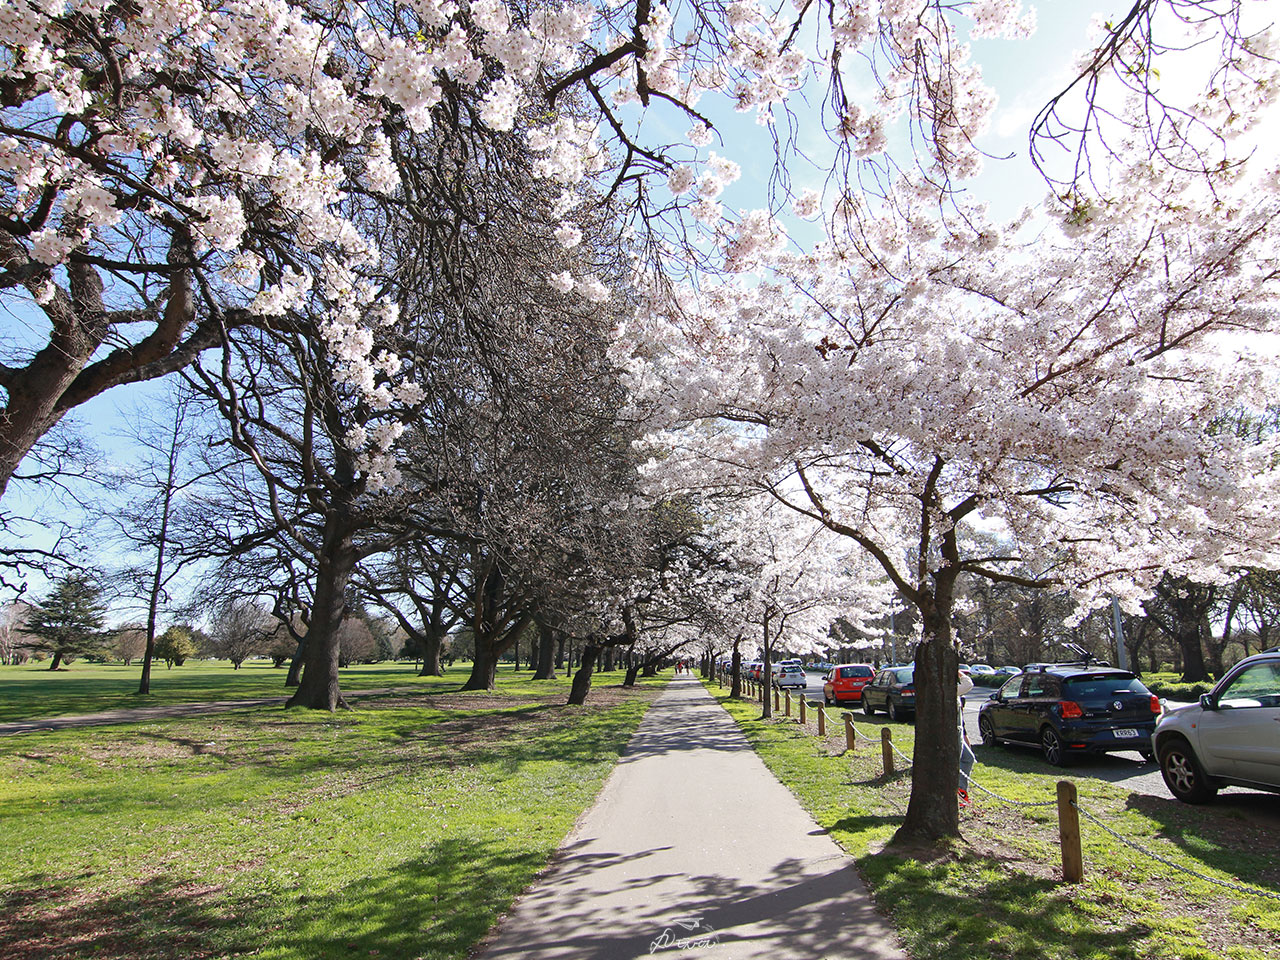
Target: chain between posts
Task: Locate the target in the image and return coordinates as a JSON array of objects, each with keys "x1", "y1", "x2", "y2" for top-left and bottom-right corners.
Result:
[
  {"x1": 1071, "y1": 799, "x2": 1280, "y2": 901},
  {"x1": 717, "y1": 672, "x2": 1278, "y2": 902}
]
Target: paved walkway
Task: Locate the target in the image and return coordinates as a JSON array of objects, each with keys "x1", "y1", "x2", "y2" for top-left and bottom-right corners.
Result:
[{"x1": 477, "y1": 677, "x2": 908, "y2": 960}]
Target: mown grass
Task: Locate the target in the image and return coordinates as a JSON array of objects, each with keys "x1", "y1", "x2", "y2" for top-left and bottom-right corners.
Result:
[
  {"x1": 0, "y1": 669, "x2": 664, "y2": 960},
  {"x1": 0, "y1": 660, "x2": 548, "y2": 722},
  {"x1": 711, "y1": 682, "x2": 1280, "y2": 960}
]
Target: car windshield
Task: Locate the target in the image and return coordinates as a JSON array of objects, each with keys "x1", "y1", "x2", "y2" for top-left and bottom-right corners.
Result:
[
  {"x1": 1063, "y1": 675, "x2": 1146, "y2": 698},
  {"x1": 840, "y1": 666, "x2": 872, "y2": 678}
]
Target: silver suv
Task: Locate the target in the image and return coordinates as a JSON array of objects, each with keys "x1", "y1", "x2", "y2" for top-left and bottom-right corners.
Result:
[{"x1": 1152, "y1": 651, "x2": 1280, "y2": 803}]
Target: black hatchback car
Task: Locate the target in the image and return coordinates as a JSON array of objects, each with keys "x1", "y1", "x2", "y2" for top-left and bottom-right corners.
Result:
[
  {"x1": 862, "y1": 665, "x2": 916, "y2": 721},
  {"x1": 977, "y1": 665, "x2": 1162, "y2": 766}
]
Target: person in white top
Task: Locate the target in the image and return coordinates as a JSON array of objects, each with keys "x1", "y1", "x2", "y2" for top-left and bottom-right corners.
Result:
[{"x1": 957, "y1": 670, "x2": 975, "y2": 805}]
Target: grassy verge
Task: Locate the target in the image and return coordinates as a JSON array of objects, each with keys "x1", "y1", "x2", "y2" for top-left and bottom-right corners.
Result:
[
  {"x1": 710, "y1": 683, "x2": 1279, "y2": 960},
  {"x1": 0, "y1": 660, "x2": 548, "y2": 722},
  {"x1": 0, "y1": 670, "x2": 664, "y2": 960}
]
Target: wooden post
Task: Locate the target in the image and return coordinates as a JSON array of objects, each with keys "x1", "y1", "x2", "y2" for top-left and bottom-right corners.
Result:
[
  {"x1": 817, "y1": 705, "x2": 826, "y2": 736},
  {"x1": 799, "y1": 697, "x2": 807, "y2": 725},
  {"x1": 881, "y1": 727, "x2": 894, "y2": 775},
  {"x1": 785, "y1": 691, "x2": 792, "y2": 717},
  {"x1": 844, "y1": 714, "x2": 856, "y2": 752},
  {"x1": 773, "y1": 688, "x2": 780, "y2": 712},
  {"x1": 1057, "y1": 780, "x2": 1084, "y2": 883}
]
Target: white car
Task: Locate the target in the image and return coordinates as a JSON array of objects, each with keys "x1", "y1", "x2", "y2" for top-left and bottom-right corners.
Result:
[
  {"x1": 773, "y1": 664, "x2": 808, "y2": 690},
  {"x1": 1152, "y1": 651, "x2": 1280, "y2": 803}
]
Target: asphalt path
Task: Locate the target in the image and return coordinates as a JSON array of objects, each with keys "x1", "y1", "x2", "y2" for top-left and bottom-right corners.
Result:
[{"x1": 477, "y1": 678, "x2": 908, "y2": 960}]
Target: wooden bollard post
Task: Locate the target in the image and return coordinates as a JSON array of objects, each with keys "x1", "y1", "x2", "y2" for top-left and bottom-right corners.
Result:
[
  {"x1": 774, "y1": 688, "x2": 780, "y2": 712},
  {"x1": 881, "y1": 727, "x2": 894, "y2": 775},
  {"x1": 799, "y1": 697, "x2": 807, "y2": 725},
  {"x1": 817, "y1": 705, "x2": 826, "y2": 736},
  {"x1": 1057, "y1": 780, "x2": 1084, "y2": 883},
  {"x1": 844, "y1": 714, "x2": 856, "y2": 752},
  {"x1": 785, "y1": 691, "x2": 792, "y2": 717}
]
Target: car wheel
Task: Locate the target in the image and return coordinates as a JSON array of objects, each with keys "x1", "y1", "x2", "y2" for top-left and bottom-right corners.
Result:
[
  {"x1": 1040, "y1": 727, "x2": 1068, "y2": 766},
  {"x1": 1158, "y1": 737, "x2": 1218, "y2": 804},
  {"x1": 887, "y1": 699, "x2": 900, "y2": 722},
  {"x1": 863, "y1": 697, "x2": 875, "y2": 716},
  {"x1": 978, "y1": 714, "x2": 999, "y2": 747}
]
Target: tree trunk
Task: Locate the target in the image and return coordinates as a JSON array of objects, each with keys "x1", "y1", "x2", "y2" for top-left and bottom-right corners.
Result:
[
  {"x1": 533, "y1": 621, "x2": 557, "y2": 680},
  {"x1": 730, "y1": 637, "x2": 742, "y2": 699},
  {"x1": 568, "y1": 642, "x2": 601, "y2": 705},
  {"x1": 602, "y1": 646, "x2": 615, "y2": 672},
  {"x1": 641, "y1": 662, "x2": 658, "y2": 677},
  {"x1": 49, "y1": 652, "x2": 63, "y2": 671},
  {"x1": 462, "y1": 629, "x2": 501, "y2": 690},
  {"x1": 555, "y1": 634, "x2": 565, "y2": 669},
  {"x1": 891, "y1": 575, "x2": 961, "y2": 848},
  {"x1": 418, "y1": 628, "x2": 444, "y2": 677},
  {"x1": 285, "y1": 638, "x2": 306, "y2": 687},
  {"x1": 285, "y1": 513, "x2": 356, "y2": 711},
  {"x1": 760, "y1": 611, "x2": 773, "y2": 719},
  {"x1": 623, "y1": 664, "x2": 640, "y2": 686}
]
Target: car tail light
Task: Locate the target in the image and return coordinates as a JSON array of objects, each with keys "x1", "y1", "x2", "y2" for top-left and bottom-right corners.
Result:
[
  {"x1": 1149, "y1": 695, "x2": 1162, "y2": 714},
  {"x1": 1058, "y1": 700, "x2": 1084, "y2": 719}
]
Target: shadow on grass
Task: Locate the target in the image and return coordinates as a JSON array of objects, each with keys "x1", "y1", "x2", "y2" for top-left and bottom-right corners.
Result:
[
  {"x1": 1123, "y1": 793, "x2": 1280, "y2": 890},
  {"x1": 860, "y1": 850, "x2": 1156, "y2": 959},
  {"x1": 280, "y1": 837, "x2": 550, "y2": 960},
  {"x1": 0, "y1": 837, "x2": 562, "y2": 960},
  {"x1": 0, "y1": 873, "x2": 241, "y2": 960}
]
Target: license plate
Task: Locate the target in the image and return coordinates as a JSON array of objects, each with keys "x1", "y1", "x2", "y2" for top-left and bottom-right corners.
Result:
[{"x1": 1113, "y1": 728, "x2": 1139, "y2": 739}]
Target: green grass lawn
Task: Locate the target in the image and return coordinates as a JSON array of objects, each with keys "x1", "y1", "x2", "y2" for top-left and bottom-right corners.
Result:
[
  {"x1": 711, "y1": 681, "x2": 1280, "y2": 960},
  {"x1": 0, "y1": 669, "x2": 664, "y2": 960},
  {"x1": 0, "y1": 659, "x2": 549, "y2": 723}
]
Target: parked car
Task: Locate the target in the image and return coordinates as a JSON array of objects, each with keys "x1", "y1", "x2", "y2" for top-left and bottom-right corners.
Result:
[
  {"x1": 823, "y1": 664, "x2": 875, "y2": 705},
  {"x1": 773, "y1": 664, "x2": 808, "y2": 690},
  {"x1": 1153, "y1": 650, "x2": 1280, "y2": 803},
  {"x1": 862, "y1": 666, "x2": 916, "y2": 721},
  {"x1": 743, "y1": 661, "x2": 764, "y2": 681},
  {"x1": 977, "y1": 665, "x2": 1161, "y2": 766}
]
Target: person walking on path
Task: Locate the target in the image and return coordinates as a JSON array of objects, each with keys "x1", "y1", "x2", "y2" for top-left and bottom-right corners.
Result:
[{"x1": 477, "y1": 676, "x2": 908, "y2": 960}]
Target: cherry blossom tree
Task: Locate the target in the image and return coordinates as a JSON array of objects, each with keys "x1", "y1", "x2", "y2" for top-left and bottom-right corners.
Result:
[{"x1": 624, "y1": 33, "x2": 1280, "y2": 837}]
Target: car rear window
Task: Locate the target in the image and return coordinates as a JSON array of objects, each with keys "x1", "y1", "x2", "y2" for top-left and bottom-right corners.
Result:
[
  {"x1": 840, "y1": 666, "x2": 873, "y2": 678},
  {"x1": 1063, "y1": 674, "x2": 1147, "y2": 698},
  {"x1": 894, "y1": 668, "x2": 914, "y2": 683}
]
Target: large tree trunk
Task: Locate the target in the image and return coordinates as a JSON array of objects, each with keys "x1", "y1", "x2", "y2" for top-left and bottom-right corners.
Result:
[
  {"x1": 533, "y1": 620, "x2": 557, "y2": 680},
  {"x1": 418, "y1": 628, "x2": 444, "y2": 677},
  {"x1": 623, "y1": 663, "x2": 640, "y2": 686},
  {"x1": 49, "y1": 652, "x2": 63, "y2": 671},
  {"x1": 555, "y1": 634, "x2": 565, "y2": 670},
  {"x1": 462, "y1": 629, "x2": 502, "y2": 690},
  {"x1": 730, "y1": 637, "x2": 742, "y2": 699},
  {"x1": 760, "y1": 610, "x2": 773, "y2": 719},
  {"x1": 568, "y1": 642, "x2": 601, "y2": 705},
  {"x1": 891, "y1": 574, "x2": 961, "y2": 848},
  {"x1": 285, "y1": 514, "x2": 356, "y2": 711}
]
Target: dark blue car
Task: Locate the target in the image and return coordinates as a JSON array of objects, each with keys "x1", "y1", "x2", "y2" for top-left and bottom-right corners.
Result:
[{"x1": 977, "y1": 665, "x2": 1162, "y2": 766}]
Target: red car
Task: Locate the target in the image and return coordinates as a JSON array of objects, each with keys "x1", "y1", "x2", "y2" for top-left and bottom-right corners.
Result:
[{"x1": 823, "y1": 664, "x2": 875, "y2": 705}]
